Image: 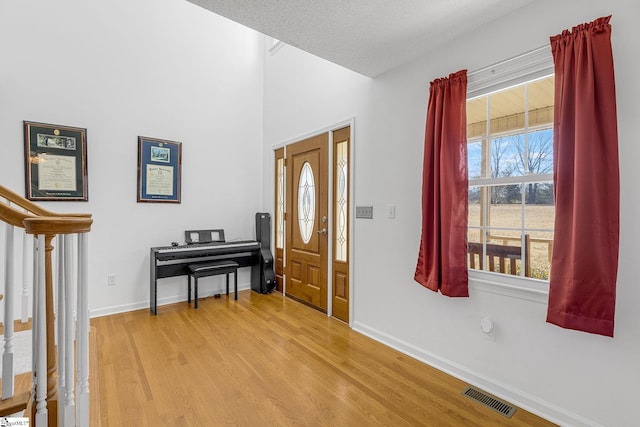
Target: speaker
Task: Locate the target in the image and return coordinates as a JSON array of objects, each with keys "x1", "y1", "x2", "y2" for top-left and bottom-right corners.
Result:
[{"x1": 255, "y1": 212, "x2": 271, "y2": 249}]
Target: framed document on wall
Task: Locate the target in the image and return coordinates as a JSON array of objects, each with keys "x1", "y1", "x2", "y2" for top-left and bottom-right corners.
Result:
[
  {"x1": 137, "y1": 136, "x2": 182, "y2": 203},
  {"x1": 23, "y1": 121, "x2": 88, "y2": 201}
]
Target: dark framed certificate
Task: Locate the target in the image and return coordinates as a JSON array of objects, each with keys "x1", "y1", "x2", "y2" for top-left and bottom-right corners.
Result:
[
  {"x1": 137, "y1": 136, "x2": 182, "y2": 203},
  {"x1": 23, "y1": 121, "x2": 88, "y2": 201}
]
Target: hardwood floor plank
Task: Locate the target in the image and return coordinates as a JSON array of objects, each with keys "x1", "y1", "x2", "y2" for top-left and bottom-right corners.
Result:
[{"x1": 91, "y1": 291, "x2": 555, "y2": 426}]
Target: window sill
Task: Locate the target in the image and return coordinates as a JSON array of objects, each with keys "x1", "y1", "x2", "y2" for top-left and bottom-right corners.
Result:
[{"x1": 468, "y1": 270, "x2": 549, "y2": 304}]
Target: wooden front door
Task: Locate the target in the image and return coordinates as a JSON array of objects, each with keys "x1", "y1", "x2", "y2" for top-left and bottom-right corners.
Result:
[{"x1": 285, "y1": 134, "x2": 329, "y2": 312}]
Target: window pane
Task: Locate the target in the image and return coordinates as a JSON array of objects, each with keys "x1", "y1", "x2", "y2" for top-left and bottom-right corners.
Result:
[
  {"x1": 335, "y1": 140, "x2": 348, "y2": 262},
  {"x1": 298, "y1": 162, "x2": 315, "y2": 244},
  {"x1": 467, "y1": 228, "x2": 486, "y2": 273},
  {"x1": 486, "y1": 229, "x2": 526, "y2": 276},
  {"x1": 468, "y1": 139, "x2": 483, "y2": 179},
  {"x1": 467, "y1": 96, "x2": 487, "y2": 139},
  {"x1": 525, "y1": 181, "x2": 554, "y2": 279},
  {"x1": 490, "y1": 134, "x2": 525, "y2": 178},
  {"x1": 489, "y1": 85, "x2": 525, "y2": 134},
  {"x1": 526, "y1": 129, "x2": 554, "y2": 176},
  {"x1": 276, "y1": 158, "x2": 285, "y2": 249},
  {"x1": 468, "y1": 185, "x2": 484, "y2": 228},
  {"x1": 488, "y1": 184, "x2": 523, "y2": 228},
  {"x1": 528, "y1": 76, "x2": 554, "y2": 128},
  {"x1": 525, "y1": 182, "x2": 554, "y2": 229},
  {"x1": 528, "y1": 231, "x2": 553, "y2": 280}
]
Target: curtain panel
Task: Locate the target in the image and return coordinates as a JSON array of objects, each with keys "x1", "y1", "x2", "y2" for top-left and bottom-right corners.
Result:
[
  {"x1": 547, "y1": 16, "x2": 619, "y2": 337},
  {"x1": 414, "y1": 70, "x2": 469, "y2": 297}
]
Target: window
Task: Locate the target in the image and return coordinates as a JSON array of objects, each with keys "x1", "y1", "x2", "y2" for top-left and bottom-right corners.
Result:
[
  {"x1": 466, "y1": 47, "x2": 554, "y2": 285},
  {"x1": 275, "y1": 156, "x2": 285, "y2": 249},
  {"x1": 334, "y1": 138, "x2": 348, "y2": 262},
  {"x1": 297, "y1": 161, "x2": 315, "y2": 244}
]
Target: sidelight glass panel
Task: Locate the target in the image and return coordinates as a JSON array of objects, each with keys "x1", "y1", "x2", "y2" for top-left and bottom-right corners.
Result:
[
  {"x1": 298, "y1": 162, "x2": 315, "y2": 244},
  {"x1": 276, "y1": 157, "x2": 284, "y2": 249},
  {"x1": 335, "y1": 140, "x2": 348, "y2": 261}
]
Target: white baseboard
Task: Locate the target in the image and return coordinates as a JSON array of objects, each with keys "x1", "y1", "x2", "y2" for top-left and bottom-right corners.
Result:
[
  {"x1": 352, "y1": 321, "x2": 601, "y2": 427},
  {"x1": 89, "y1": 284, "x2": 252, "y2": 318}
]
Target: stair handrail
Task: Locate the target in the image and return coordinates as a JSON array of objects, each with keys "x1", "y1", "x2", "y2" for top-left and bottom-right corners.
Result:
[
  {"x1": 0, "y1": 185, "x2": 90, "y2": 218},
  {"x1": 0, "y1": 201, "x2": 36, "y2": 228},
  {"x1": 1, "y1": 185, "x2": 93, "y2": 427}
]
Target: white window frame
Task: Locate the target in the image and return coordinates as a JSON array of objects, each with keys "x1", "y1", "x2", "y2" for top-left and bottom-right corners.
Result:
[{"x1": 467, "y1": 46, "x2": 554, "y2": 303}]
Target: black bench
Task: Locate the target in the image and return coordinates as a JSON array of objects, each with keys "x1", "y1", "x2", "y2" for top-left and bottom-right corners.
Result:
[{"x1": 187, "y1": 260, "x2": 239, "y2": 308}]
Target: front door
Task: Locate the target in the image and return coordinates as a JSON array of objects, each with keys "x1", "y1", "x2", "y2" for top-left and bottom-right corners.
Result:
[{"x1": 285, "y1": 134, "x2": 329, "y2": 311}]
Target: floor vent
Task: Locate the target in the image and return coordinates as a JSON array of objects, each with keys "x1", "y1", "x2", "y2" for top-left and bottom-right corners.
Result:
[{"x1": 462, "y1": 386, "x2": 517, "y2": 418}]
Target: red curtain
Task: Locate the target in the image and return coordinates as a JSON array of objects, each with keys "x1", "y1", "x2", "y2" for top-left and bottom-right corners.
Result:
[
  {"x1": 547, "y1": 16, "x2": 619, "y2": 337},
  {"x1": 414, "y1": 70, "x2": 469, "y2": 297}
]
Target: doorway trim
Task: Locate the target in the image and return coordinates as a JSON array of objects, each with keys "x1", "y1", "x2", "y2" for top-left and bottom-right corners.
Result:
[{"x1": 271, "y1": 118, "x2": 355, "y2": 325}]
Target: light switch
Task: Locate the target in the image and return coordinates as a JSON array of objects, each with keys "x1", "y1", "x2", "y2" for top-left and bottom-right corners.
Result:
[{"x1": 387, "y1": 205, "x2": 396, "y2": 219}]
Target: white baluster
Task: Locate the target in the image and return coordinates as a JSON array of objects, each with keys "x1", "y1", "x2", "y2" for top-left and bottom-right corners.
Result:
[
  {"x1": 2, "y1": 222, "x2": 15, "y2": 400},
  {"x1": 32, "y1": 238, "x2": 39, "y2": 377},
  {"x1": 63, "y1": 234, "x2": 76, "y2": 427},
  {"x1": 57, "y1": 235, "x2": 67, "y2": 427},
  {"x1": 35, "y1": 233, "x2": 48, "y2": 426},
  {"x1": 76, "y1": 232, "x2": 90, "y2": 426},
  {"x1": 22, "y1": 231, "x2": 31, "y2": 323}
]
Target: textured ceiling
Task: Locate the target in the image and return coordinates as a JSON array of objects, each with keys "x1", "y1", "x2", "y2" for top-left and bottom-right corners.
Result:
[{"x1": 187, "y1": 0, "x2": 534, "y2": 77}]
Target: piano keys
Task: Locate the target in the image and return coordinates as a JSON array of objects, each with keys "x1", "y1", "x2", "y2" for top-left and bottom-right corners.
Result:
[{"x1": 150, "y1": 240, "x2": 262, "y2": 315}]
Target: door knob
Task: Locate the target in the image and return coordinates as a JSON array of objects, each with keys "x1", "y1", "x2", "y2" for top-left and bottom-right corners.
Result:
[{"x1": 317, "y1": 228, "x2": 327, "y2": 235}]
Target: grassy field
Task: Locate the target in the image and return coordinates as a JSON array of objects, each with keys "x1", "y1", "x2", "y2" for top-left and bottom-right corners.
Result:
[{"x1": 468, "y1": 204, "x2": 554, "y2": 279}]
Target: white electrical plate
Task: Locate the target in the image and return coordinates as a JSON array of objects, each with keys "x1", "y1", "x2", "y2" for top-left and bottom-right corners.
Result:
[{"x1": 355, "y1": 206, "x2": 373, "y2": 219}]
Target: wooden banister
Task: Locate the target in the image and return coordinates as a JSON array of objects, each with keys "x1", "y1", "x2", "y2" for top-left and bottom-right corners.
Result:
[
  {"x1": 23, "y1": 217, "x2": 93, "y2": 236},
  {"x1": 0, "y1": 203, "x2": 35, "y2": 228},
  {"x1": 2, "y1": 185, "x2": 93, "y2": 427},
  {"x1": 0, "y1": 185, "x2": 90, "y2": 218}
]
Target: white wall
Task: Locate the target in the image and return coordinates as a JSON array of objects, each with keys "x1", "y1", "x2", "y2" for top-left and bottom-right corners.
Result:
[
  {"x1": 2, "y1": 0, "x2": 638, "y2": 424},
  {"x1": 0, "y1": 0, "x2": 264, "y2": 315},
  {"x1": 262, "y1": 0, "x2": 640, "y2": 425}
]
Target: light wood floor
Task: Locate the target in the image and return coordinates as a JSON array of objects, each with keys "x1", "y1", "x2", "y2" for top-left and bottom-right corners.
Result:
[{"x1": 91, "y1": 291, "x2": 555, "y2": 426}]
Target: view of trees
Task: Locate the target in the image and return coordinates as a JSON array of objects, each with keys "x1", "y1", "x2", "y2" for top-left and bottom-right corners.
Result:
[{"x1": 469, "y1": 128, "x2": 554, "y2": 206}]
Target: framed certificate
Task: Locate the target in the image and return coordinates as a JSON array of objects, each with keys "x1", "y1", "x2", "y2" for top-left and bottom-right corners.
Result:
[
  {"x1": 137, "y1": 136, "x2": 182, "y2": 203},
  {"x1": 23, "y1": 121, "x2": 88, "y2": 201}
]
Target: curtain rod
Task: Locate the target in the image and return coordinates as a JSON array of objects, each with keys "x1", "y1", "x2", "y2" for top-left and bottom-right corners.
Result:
[{"x1": 467, "y1": 45, "x2": 550, "y2": 78}]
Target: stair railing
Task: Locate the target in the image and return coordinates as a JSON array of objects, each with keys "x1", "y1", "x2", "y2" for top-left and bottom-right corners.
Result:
[{"x1": 1, "y1": 185, "x2": 92, "y2": 427}]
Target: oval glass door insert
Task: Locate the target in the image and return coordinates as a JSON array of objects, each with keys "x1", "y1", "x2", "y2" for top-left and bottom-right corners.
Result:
[{"x1": 298, "y1": 161, "x2": 315, "y2": 244}]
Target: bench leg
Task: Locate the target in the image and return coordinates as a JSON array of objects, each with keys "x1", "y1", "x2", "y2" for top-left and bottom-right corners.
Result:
[
  {"x1": 226, "y1": 274, "x2": 229, "y2": 296},
  {"x1": 194, "y1": 277, "x2": 199, "y2": 309},
  {"x1": 188, "y1": 275, "x2": 192, "y2": 304},
  {"x1": 234, "y1": 270, "x2": 238, "y2": 300}
]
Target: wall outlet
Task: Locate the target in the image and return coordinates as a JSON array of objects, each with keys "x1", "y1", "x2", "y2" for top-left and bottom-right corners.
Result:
[
  {"x1": 480, "y1": 317, "x2": 496, "y2": 341},
  {"x1": 108, "y1": 274, "x2": 116, "y2": 286}
]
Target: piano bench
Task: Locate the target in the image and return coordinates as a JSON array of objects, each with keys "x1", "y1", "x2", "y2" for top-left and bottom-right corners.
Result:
[{"x1": 187, "y1": 260, "x2": 239, "y2": 308}]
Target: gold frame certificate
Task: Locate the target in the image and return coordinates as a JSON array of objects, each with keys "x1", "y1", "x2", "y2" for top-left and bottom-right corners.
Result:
[{"x1": 23, "y1": 121, "x2": 88, "y2": 201}]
